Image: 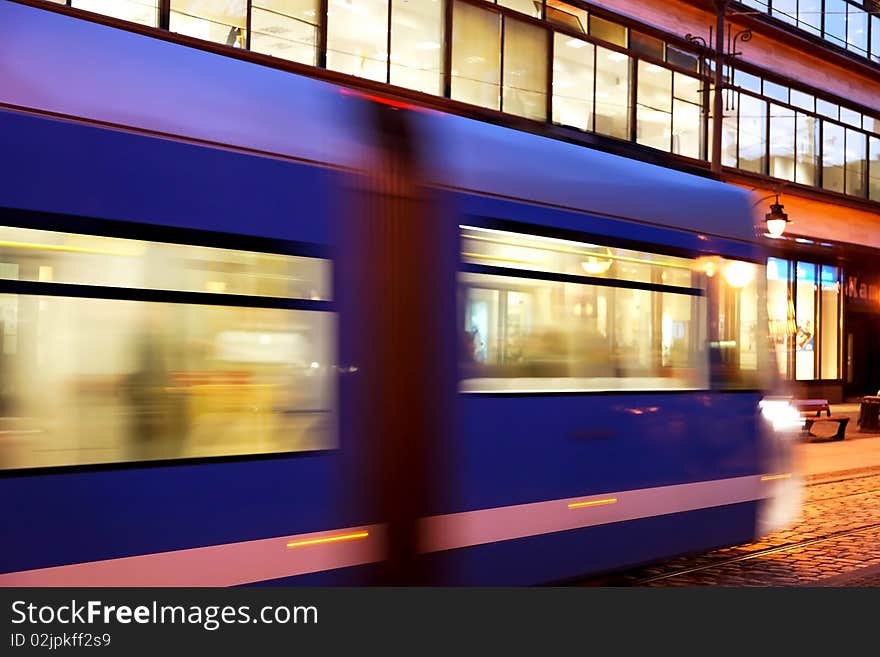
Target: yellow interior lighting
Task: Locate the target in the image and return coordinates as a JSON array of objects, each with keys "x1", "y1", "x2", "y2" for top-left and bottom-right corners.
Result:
[
  {"x1": 286, "y1": 531, "x2": 369, "y2": 549},
  {"x1": 567, "y1": 497, "x2": 618, "y2": 509}
]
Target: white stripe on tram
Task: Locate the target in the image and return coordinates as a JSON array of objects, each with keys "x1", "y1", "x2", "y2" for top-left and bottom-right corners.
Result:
[{"x1": 0, "y1": 474, "x2": 778, "y2": 586}]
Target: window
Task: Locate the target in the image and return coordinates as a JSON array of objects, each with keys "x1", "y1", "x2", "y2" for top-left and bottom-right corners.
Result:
[
  {"x1": 766, "y1": 257, "x2": 841, "y2": 382},
  {"x1": 594, "y1": 46, "x2": 630, "y2": 140},
  {"x1": 772, "y1": 0, "x2": 798, "y2": 26},
  {"x1": 795, "y1": 112, "x2": 819, "y2": 185},
  {"x1": 502, "y1": 18, "x2": 548, "y2": 120},
  {"x1": 822, "y1": 121, "x2": 846, "y2": 193},
  {"x1": 870, "y1": 137, "x2": 880, "y2": 202},
  {"x1": 630, "y1": 31, "x2": 664, "y2": 59},
  {"x1": 250, "y1": 0, "x2": 320, "y2": 66},
  {"x1": 545, "y1": 0, "x2": 587, "y2": 34},
  {"x1": 846, "y1": 3, "x2": 868, "y2": 54},
  {"x1": 0, "y1": 227, "x2": 334, "y2": 470},
  {"x1": 824, "y1": 0, "x2": 848, "y2": 48},
  {"x1": 738, "y1": 94, "x2": 767, "y2": 174},
  {"x1": 451, "y1": 2, "x2": 501, "y2": 110},
  {"x1": 459, "y1": 227, "x2": 707, "y2": 393},
  {"x1": 390, "y1": 0, "x2": 444, "y2": 95},
  {"x1": 769, "y1": 103, "x2": 795, "y2": 181},
  {"x1": 326, "y1": 0, "x2": 389, "y2": 83},
  {"x1": 636, "y1": 62, "x2": 672, "y2": 151},
  {"x1": 672, "y1": 73, "x2": 702, "y2": 159},
  {"x1": 797, "y1": 0, "x2": 822, "y2": 36},
  {"x1": 72, "y1": 0, "x2": 159, "y2": 26},
  {"x1": 589, "y1": 15, "x2": 627, "y2": 47},
  {"x1": 170, "y1": 0, "x2": 247, "y2": 47},
  {"x1": 845, "y1": 128, "x2": 867, "y2": 197},
  {"x1": 552, "y1": 32, "x2": 595, "y2": 131}
]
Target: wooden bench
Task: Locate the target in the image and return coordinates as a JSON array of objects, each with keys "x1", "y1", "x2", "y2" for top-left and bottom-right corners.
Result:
[
  {"x1": 803, "y1": 415, "x2": 850, "y2": 441},
  {"x1": 792, "y1": 399, "x2": 831, "y2": 417}
]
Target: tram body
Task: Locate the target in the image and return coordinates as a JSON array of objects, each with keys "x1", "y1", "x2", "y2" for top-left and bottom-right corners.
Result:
[{"x1": 0, "y1": 2, "x2": 800, "y2": 585}]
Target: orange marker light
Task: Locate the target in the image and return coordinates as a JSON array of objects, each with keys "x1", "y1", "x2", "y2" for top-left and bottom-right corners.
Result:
[
  {"x1": 761, "y1": 473, "x2": 792, "y2": 482},
  {"x1": 286, "y1": 531, "x2": 369, "y2": 549},
  {"x1": 568, "y1": 498, "x2": 618, "y2": 509}
]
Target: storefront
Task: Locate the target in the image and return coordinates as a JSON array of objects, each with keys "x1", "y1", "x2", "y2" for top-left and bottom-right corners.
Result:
[{"x1": 843, "y1": 265, "x2": 880, "y2": 400}]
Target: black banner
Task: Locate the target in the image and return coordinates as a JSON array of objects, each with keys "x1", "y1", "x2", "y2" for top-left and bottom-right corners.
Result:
[{"x1": 0, "y1": 588, "x2": 874, "y2": 653}]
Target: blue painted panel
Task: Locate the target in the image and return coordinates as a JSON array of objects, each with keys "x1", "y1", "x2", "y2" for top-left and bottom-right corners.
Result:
[
  {"x1": 449, "y1": 392, "x2": 762, "y2": 513},
  {"x1": 0, "y1": 109, "x2": 332, "y2": 245},
  {"x1": 0, "y1": 454, "x2": 343, "y2": 573}
]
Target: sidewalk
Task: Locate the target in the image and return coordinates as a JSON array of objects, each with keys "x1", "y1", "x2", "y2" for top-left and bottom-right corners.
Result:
[{"x1": 795, "y1": 403, "x2": 880, "y2": 480}]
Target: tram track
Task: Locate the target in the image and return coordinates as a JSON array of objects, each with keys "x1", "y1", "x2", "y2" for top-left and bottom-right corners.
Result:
[{"x1": 631, "y1": 521, "x2": 880, "y2": 585}]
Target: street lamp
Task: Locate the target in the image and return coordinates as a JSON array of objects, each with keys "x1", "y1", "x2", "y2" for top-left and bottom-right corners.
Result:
[{"x1": 765, "y1": 199, "x2": 790, "y2": 238}]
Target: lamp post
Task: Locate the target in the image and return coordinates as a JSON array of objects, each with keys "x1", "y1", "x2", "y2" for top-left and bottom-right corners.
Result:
[{"x1": 686, "y1": 1, "x2": 752, "y2": 176}]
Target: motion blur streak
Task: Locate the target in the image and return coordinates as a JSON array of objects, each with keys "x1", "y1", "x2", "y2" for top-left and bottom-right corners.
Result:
[{"x1": 286, "y1": 531, "x2": 369, "y2": 548}]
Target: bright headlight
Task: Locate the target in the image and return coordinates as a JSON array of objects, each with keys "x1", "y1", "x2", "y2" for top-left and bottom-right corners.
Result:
[{"x1": 759, "y1": 399, "x2": 804, "y2": 433}]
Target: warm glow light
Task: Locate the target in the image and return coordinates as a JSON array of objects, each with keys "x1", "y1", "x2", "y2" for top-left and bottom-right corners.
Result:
[
  {"x1": 581, "y1": 256, "x2": 613, "y2": 275},
  {"x1": 723, "y1": 260, "x2": 754, "y2": 288},
  {"x1": 568, "y1": 497, "x2": 618, "y2": 509},
  {"x1": 287, "y1": 531, "x2": 369, "y2": 548},
  {"x1": 761, "y1": 473, "x2": 793, "y2": 482},
  {"x1": 766, "y1": 218, "x2": 787, "y2": 238}
]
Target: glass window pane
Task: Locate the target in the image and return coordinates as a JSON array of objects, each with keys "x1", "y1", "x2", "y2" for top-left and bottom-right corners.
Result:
[
  {"x1": 502, "y1": 18, "x2": 547, "y2": 120},
  {"x1": 819, "y1": 265, "x2": 839, "y2": 379},
  {"x1": 840, "y1": 107, "x2": 862, "y2": 128},
  {"x1": 738, "y1": 94, "x2": 767, "y2": 174},
  {"x1": 845, "y1": 129, "x2": 867, "y2": 197},
  {"x1": 795, "y1": 112, "x2": 819, "y2": 186},
  {"x1": 552, "y1": 32, "x2": 594, "y2": 131},
  {"x1": 872, "y1": 15, "x2": 880, "y2": 63},
  {"x1": 545, "y1": 0, "x2": 588, "y2": 34},
  {"x1": 769, "y1": 103, "x2": 795, "y2": 181},
  {"x1": 589, "y1": 15, "x2": 627, "y2": 47},
  {"x1": 673, "y1": 72, "x2": 701, "y2": 105},
  {"x1": 666, "y1": 46, "x2": 699, "y2": 73},
  {"x1": 721, "y1": 93, "x2": 738, "y2": 168},
  {"x1": 766, "y1": 257, "x2": 791, "y2": 379},
  {"x1": 795, "y1": 262, "x2": 816, "y2": 380},
  {"x1": 771, "y1": 0, "x2": 797, "y2": 26},
  {"x1": 459, "y1": 274, "x2": 707, "y2": 392},
  {"x1": 630, "y1": 31, "x2": 664, "y2": 59},
  {"x1": 824, "y1": 0, "x2": 848, "y2": 47},
  {"x1": 822, "y1": 121, "x2": 845, "y2": 193},
  {"x1": 0, "y1": 227, "x2": 331, "y2": 300},
  {"x1": 870, "y1": 137, "x2": 880, "y2": 202},
  {"x1": 673, "y1": 99, "x2": 702, "y2": 160},
  {"x1": 460, "y1": 226, "x2": 694, "y2": 287},
  {"x1": 762, "y1": 80, "x2": 789, "y2": 104},
  {"x1": 846, "y1": 5, "x2": 868, "y2": 54},
  {"x1": 816, "y1": 98, "x2": 839, "y2": 120},
  {"x1": 637, "y1": 62, "x2": 672, "y2": 151},
  {"x1": 390, "y1": 0, "x2": 443, "y2": 95},
  {"x1": 170, "y1": 0, "x2": 247, "y2": 46},
  {"x1": 251, "y1": 0, "x2": 319, "y2": 66},
  {"x1": 594, "y1": 46, "x2": 630, "y2": 140},
  {"x1": 498, "y1": 0, "x2": 541, "y2": 18},
  {"x1": 0, "y1": 295, "x2": 334, "y2": 469},
  {"x1": 326, "y1": 0, "x2": 389, "y2": 82},
  {"x1": 734, "y1": 69, "x2": 762, "y2": 94},
  {"x1": 797, "y1": 0, "x2": 822, "y2": 36},
  {"x1": 451, "y1": 2, "x2": 501, "y2": 110},
  {"x1": 72, "y1": 0, "x2": 159, "y2": 26},
  {"x1": 789, "y1": 89, "x2": 814, "y2": 112}
]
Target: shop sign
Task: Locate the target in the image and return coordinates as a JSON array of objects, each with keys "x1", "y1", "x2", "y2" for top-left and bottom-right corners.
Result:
[{"x1": 845, "y1": 273, "x2": 880, "y2": 311}]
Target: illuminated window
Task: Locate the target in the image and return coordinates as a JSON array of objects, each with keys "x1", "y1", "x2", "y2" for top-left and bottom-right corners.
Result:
[
  {"x1": 594, "y1": 46, "x2": 630, "y2": 140},
  {"x1": 0, "y1": 226, "x2": 335, "y2": 471},
  {"x1": 545, "y1": 0, "x2": 587, "y2": 34},
  {"x1": 636, "y1": 62, "x2": 672, "y2": 151},
  {"x1": 326, "y1": 0, "x2": 389, "y2": 83},
  {"x1": 170, "y1": 0, "x2": 247, "y2": 47},
  {"x1": 502, "y1": 18, "x2": 547, "y2": 120},
  {"x1": 795, "y1": 112, "x2": 819, "y2": 186},
  {"x1": 250, "y1": 0, "x2": 320, "y2": 66},
  {"x1": 870, "y1": 137, "x2": 880, "y2": 202},
  {"x1": 552, "y1": 32, "x2": 594, "y2": 131},
  {"x1": 672, "y1": 73, "x2": 702, "y2": 159},
  {"x1": 72, "y1": 0, "x2": 159, "y2": 26},
  {"x1": 845, "y1": 128, "x2": 867, "y2": 197},
  {"x1": 451, "y1": 2, "x2": 501, "y2": 110},
  {"x1": 589, "y1": 15, "x2": 626, "y2": 47},
  {"x1": 738, "y1": 94, "x2": 767, "y2": 174},
  {"x1": 769, "y1": 103, "x2": 795, "y2": 181},
  {"x1": 460, "y1": 227, "x2": 706, "y2": 393},
  {"x1": 823, "y1": 121, "x2": 846, "y2": 193},
  {"x1": 390, "y1": 0, "x2": 444, "y2": 95}
]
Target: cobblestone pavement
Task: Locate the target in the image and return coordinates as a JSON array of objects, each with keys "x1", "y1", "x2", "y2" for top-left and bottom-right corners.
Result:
[{"x1": 596, "y1": 467, "x2": 880, "y2": 586}]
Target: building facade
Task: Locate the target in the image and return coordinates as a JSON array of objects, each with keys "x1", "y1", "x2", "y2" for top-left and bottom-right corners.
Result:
[{"x1": 8, "y1": 0, "x2": 880, "y2": 401}]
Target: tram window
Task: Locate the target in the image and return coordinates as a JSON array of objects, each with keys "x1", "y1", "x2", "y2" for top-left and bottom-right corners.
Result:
[
  {"x1": 461, "y1": 226, "x2": 694, "y2": 288},
  {"x1": 0, "y1": 295, "x2": 334, "y2": 470},
  {"x1": 702, "y1": 258, "x2": 773, "y2": 390},
  {"x1": 0, "y1": 227, "x2": 330, "y2": 301},
  {"x1": 459, "y1": 273, "x2": 707, "y2": 392}
]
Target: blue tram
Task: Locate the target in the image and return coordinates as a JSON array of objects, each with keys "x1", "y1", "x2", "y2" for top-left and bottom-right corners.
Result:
[{"x1": 0, "y1": 2, "x2": 801, "y2": 585}]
